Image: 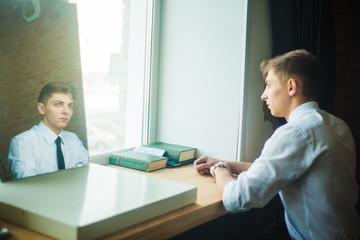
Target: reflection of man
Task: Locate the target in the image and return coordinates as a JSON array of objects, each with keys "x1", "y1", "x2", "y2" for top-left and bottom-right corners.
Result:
[
  {"x1": 8, "y1": 81, "x2": 89, "y2": 179},
  {"x1": 194, "y1": 50, "x2": 360, "y2": 239}
]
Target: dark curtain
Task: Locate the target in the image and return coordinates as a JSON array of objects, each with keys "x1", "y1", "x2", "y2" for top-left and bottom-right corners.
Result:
[{"x1": 264, "y1": 0, "x2": 336, "y2": 128}]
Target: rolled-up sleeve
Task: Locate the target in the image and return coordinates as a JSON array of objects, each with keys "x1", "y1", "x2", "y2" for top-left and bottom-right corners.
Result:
[{"x1": 222, "y1": 126, "x2": 313, "y2": 213}]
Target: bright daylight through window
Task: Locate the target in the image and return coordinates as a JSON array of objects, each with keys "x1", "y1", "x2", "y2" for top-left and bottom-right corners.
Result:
[{"x1": 75, "y1": 0, "x2": 151, "y2": 156}]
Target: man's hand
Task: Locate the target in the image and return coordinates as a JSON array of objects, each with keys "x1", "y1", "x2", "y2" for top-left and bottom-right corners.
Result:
[{"x1": 194, "y1": 155, "x2": 220, "y2": 175}]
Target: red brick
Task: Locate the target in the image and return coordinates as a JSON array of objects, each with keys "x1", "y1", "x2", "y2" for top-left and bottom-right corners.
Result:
[
  {"x1": 336, "y1": 41, "x2": 360, "y2": 55},
  {"x1": 334, "y1": 13, "x2": 360, "y2": 28},
  {"x1": 333, "y1": 0, "x2": 360, "y2": 13},
  {"x1": 334, "y1": 99, "x2": 360, "y2": 113},
  {"x1": 344, "y1": 70, "x2": 360, "y2": 84},
  {"x1": 348, "y1": 56, "x2": 360, "y2": 70}
]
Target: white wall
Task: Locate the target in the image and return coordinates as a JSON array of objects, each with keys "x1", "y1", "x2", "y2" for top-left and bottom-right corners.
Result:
[
  {"x1": 155, "y1": 0, "x2": 274, "y2": 162},
  {"x1": 241, "y1": 0, "x2": 275, "y2": 162}
]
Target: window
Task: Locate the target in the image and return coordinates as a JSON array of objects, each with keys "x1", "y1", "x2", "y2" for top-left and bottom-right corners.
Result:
[{"x1": 75, "y1": 0, "x2": 155, "y2": 156}]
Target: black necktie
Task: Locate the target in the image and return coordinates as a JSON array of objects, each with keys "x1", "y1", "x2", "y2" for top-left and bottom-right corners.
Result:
[{"x1": 56, "y1": 137, "x2": 65, "y2": 170}]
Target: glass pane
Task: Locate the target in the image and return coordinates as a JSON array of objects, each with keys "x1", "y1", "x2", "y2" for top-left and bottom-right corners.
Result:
[{"x1": 76, "y1": 0, "x2": 148, "y2": 156}]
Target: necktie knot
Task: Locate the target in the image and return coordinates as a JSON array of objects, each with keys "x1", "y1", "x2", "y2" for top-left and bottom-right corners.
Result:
[{"x1": 56, "y1": 136, "x2": 65, "y2": 170}]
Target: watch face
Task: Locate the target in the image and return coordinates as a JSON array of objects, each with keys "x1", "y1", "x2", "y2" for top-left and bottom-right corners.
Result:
[
  {"x1": 212, "y1": 162, "x2": 228, "y2": 177},
  {"x1": 215, "y1": 163, "x2": 226, "y2": 168}
]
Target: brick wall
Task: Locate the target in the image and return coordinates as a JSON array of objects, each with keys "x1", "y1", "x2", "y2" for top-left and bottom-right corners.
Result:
[
  {"x1": 333, "y1": 0, "x2": 360, "y2": 181},
  {"x1": 0, "y1": 0, "x2": 87, "y2": 180}
]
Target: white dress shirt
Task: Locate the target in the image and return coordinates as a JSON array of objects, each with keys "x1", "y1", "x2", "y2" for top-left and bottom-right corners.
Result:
[
  {"x1": 8, "y1": 121, "x2": 89, "y2": 179},
  {"x1": 223, "y1": 102, "x2": 360, "y2": 240}
]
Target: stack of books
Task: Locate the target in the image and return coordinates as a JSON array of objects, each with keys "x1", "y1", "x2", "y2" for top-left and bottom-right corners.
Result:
[{"x1": 109, "y1": 142, "x2": 197, "y2": 172}]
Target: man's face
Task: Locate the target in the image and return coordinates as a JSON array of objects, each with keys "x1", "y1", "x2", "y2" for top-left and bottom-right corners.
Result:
[
  {"x1": 37, "y1": 92, "x2": 74, "y2": 135},
  {"x1": 261, "y1": 69, "x2": 291, "y2": 118}
]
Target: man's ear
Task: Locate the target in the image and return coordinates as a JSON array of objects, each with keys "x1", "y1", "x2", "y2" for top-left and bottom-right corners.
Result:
[
  {"x1": 287, "y1": 78, "x2": 298, "y2": 96},
  {"x1": 37, "y1": 102, "x2": 45, "y2": 115}
]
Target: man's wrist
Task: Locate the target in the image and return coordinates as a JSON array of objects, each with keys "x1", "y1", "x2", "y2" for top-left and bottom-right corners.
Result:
[{"x1": 211, "y1": 162, "x2": 228, "y2": 176}]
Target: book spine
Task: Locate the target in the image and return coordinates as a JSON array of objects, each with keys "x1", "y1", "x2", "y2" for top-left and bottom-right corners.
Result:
[
  {"x1": 165, "y1": 150, "x2": 181, "y2": 163},
  {"x1": 110, "y1": 155, "x2": 149, "y2": 172},
  {"x1": 109, "y1": 155, "x2": 121, "y2": 165},
  {"x1": 121, "y1": 158, "x2": 149, "y2": 172}
]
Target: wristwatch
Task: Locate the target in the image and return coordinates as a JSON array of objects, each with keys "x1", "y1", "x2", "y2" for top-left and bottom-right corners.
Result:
[
  {"x1": 213, "y1": 162, "x2": 227, "y2": 170},
  {"x1": 212, "y1": 162, "x2": 228, "y2": 176}
]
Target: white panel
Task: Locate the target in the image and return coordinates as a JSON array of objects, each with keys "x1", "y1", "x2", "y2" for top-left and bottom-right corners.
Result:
[
  {"x1": 156, "y1": 0, "x2": 248, "y2": 160},
  {"x1": 0, "y1": 164, "x2": 197, "y2": 240}
]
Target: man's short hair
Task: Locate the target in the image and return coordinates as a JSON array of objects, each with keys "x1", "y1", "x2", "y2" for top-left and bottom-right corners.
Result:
[
  {"x1": 38, "y1": 81, "x2": 76, "y2": 104},
  {"x1": 260, "y1": 49, "x2": 324, "y2": 101}
]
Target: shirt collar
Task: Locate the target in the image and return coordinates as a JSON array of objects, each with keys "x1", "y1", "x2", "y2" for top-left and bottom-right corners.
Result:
[
  {"x1": 38, "y1": 121, "x2": 64, "y2": 145},
  {"x1": 288, "y1": 101, "x2": 320, "y2": 123}
]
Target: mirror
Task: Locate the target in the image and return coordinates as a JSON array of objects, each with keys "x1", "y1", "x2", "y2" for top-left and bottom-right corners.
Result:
[{"x1": 0, "y1": 0, "x2": 89, "y2": 181}]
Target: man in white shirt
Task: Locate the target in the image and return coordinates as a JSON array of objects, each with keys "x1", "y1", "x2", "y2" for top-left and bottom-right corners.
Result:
[
  {"x1": 8, "y1": 81, "x2": 89, "y2": 179},
  {"x1": 194, "y1": 49, "x2": 360, "y2": 239}
]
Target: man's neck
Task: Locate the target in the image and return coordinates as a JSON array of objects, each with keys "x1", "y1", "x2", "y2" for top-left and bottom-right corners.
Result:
[
  {"x1": 42, "y1": 120, "x2": 62, "y2": 135},
  {"x1": 285, "y1": 98, "x2": 310, "y2": 122}
]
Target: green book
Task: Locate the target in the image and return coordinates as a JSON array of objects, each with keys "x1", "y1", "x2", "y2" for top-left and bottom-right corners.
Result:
[
  {"x1": 109, "y1": 151, "x2": 168, "y2": 172},
  {"x1": 143, "y1": 142, "x2": 196, "y2": 163}
]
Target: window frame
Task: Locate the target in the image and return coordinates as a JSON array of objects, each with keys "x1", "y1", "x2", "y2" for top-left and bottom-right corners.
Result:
[
  {"x1": 142, "y1": 0, "x2": 161, "y2": 145},
  {"x1": 89, "y1": 0, "x2": 160, "y2": 163}
]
